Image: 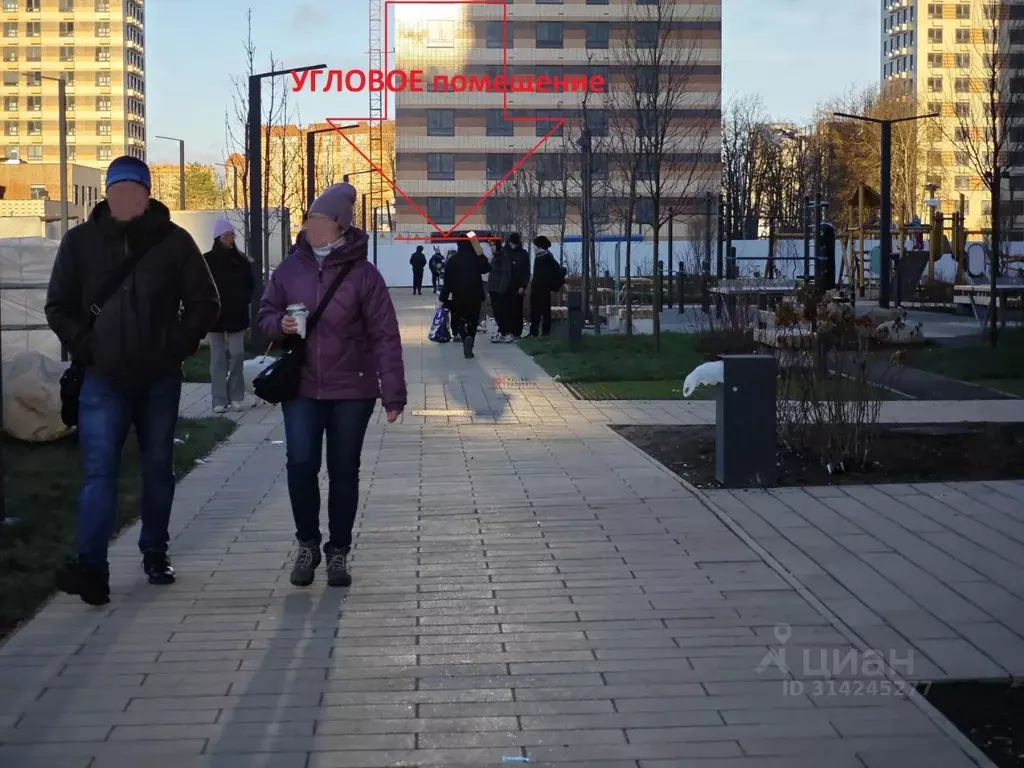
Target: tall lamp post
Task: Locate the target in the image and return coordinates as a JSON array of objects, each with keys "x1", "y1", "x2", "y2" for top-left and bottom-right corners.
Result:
[
  {"x1": 578, "y1": 127, "x2": 593, "y2": 325},
  {"x1": 248, "y1": 64, "x2": 326, "y2": 349},
  {"x1": 154, "y1": 135, "x2": 186, "y2": 210},
  {"x1": 344, "y1": 168, "x2": 378, "y2": 262},
  {"x1": 39, "y1": 74, "x2": 69, "y2": 235},
  {"x1": 834, "y1": 111, "x2": 938, "y2": 308}
]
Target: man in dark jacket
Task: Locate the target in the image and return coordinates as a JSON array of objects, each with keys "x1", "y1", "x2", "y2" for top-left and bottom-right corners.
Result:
[
  {"x1": 428, "y1": 247, "x2": 444, "y2": 294},
  {"x1": 45, "y1": 155, "x2": 220, "y2": 605},
  {"x1": 410, "y1": 245, "x2": 427, "y2": 295},
  {"x1": 440, "y1": 234, "x2": 491, "y2": 359},
  {"x1": 204, "y1": 218, "x2": 253, "y2": 413},
  {"x1": 486, "y1": 242, "x2": 515, "y2": 342},
  {"x1": 529, "y1": 236, "x2": 566, "y2": 337},
  {"x1": 506, "y1": 232, "x2": 531, "y2": 338}
]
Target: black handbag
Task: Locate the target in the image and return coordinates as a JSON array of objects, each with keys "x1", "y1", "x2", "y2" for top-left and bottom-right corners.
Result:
[
  {"x1": 252, "y1": 261, "x2": 356, "y2": 404},
  {"x1": 59, "y1": 248, "x2": 150, "y2": 428}
]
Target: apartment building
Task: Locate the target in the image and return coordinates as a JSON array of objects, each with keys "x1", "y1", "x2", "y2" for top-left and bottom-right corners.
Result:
[
  {"x1": 393, "y1": 0, "x2": 722, "y2": 239},
  {"x1": 1, "y1": 0, "x2": 145, "y2": 172},
  {"x1": 225, "y1": 121, "x2": 397, "y2": 239},
  {"x1": 882, "y1": 0, "x2": 1024, "y2": 232}
]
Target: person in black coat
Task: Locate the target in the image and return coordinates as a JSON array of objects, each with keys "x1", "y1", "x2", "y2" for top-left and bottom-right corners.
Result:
[
  {"x1": 410, "y1": 245, "x2": 427, "y2": 295},
  {"x1": 440, "y1": 234, "x2": 491, "y2": 359},
  {"x1": 428, "y1": 247, "x2": 444, "y2": 293},
  {"x1": 204, "y1": 218, "x2": 254, "y2": 413},
  {"x1": 506, "y1": 232, "x2": 531, "y2": 338},
  {"x1": 530, "y1": 236, "x2": 566, "y2": 337}
]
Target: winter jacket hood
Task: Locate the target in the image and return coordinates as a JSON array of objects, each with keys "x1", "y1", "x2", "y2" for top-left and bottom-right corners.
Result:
[{"x1": 257, "y1": 226, "x2": 407, "y2": 410}]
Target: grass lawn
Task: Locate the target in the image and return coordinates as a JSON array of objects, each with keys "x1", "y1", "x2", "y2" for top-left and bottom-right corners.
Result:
[
  {"x1": 0, "y1": 417, "x2": 236, "y2": 640},
  {"x1": 905, "y1": 329, "x2": 1024, "y2": 394},
  {"x1": 566, "y1": 378, "x2": 903, "y2": 402},
  {"x1": 183, "y1": 346, "x2": 212, "y2": 383}
]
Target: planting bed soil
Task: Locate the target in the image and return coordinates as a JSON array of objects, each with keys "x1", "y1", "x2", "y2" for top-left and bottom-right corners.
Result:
[
  {"x1": 920, "y1": 681, "x2": 1024, "y2": 768},
  {"x1": 614, "y1": 423, "x2": 1024, "y2": 488}
]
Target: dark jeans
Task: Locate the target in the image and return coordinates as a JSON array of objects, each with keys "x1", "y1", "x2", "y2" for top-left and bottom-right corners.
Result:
[
  {"x1": 413, "y1": 268, "x2": 424, "y2": 295},
  {"x1": 77, "y1": 371, "x2": 183, "y2": 566},
  {"x1": 282, "y1": 397, "x2": 376, "y2": 550},
  {"x1": 489, "y1": 291, "x2": 512, "y2": 335},
  {"x1": 509, "y1": 292, "x2": 525, "y2": 337},
  {"x1": 431, "y1": 272, "x2": 440, "y2": 293},
  {"x1": 530, "y1": 289, "x2": 553, "y2": 337},
  {"x1": 451, "y1": 304, "x2": 481, "y2": 341}
]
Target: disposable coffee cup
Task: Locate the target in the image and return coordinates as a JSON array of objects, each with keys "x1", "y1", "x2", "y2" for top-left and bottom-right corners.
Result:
[{"x1": 286, "y1": 303, "x2": 309, "y2": 338}]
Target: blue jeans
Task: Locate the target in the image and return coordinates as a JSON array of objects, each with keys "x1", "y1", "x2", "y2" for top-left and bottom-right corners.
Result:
[
  {"x1": 77, "y1": 372, "x2": 183, "y2": 566},
  {"x1": 281, "y1": 397, "x2": 376, "y2": 549}
]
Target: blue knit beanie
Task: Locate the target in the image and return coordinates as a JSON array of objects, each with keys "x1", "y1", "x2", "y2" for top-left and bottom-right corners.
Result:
[{"x1": 106, "y1": 155, "x2": 151, "y2": 191}]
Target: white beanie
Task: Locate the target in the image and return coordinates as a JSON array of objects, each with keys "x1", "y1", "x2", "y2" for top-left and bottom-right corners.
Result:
[{"x1": 213, "y1": 218, "x2": 234, "y2": 238}]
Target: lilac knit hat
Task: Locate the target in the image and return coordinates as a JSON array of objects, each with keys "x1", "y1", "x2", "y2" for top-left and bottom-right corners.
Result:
[{"x1": 309, "y1": 183, "x2": 357, "y2": 229}]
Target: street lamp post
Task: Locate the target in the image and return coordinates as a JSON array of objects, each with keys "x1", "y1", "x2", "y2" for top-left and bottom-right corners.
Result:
[
  {"x1": 155, "y1": 135, "x2": 186, "y2": 210},
  {"x1": 834, "y1": 111, "x2": 938, "y2": 308},
  {"x1": 578, "y1": 128, "x2": 593, "y2": 325},
  {"x1": 39, "y1": 74, "x2": 69, "y2": 235},
  {"x1": 344, "y1": 168, "x2": 378, "y2": 264},
  {"x1": 248, "y1": 64, "x2": 326, "y2": 349}
]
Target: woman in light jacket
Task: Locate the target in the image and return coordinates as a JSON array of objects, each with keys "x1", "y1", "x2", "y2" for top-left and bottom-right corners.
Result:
[{"x1": 258, "y1": 183, "x2": 407, "y2": 588}]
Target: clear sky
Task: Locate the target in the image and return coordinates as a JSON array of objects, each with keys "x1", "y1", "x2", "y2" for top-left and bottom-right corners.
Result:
[{"x1": 145, "y1": 0, "x2": 882, "y2": 166}]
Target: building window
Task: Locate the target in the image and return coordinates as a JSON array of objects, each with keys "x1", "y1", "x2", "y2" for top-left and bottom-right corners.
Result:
[
  {"x1": 26, "y1": 119, "x2": 40, "y2": 135},
  {"x1": 2, "y1": 47, "x2": 15, "y2": 62},
  {"x1": 955, "y1": 28, "x2": 970, "y2": 43},
  {"x1": 25, "y1": 21, "x2": 39, "y2": 36},
  {"x1": 66, "y1": 120, "x2": 75, "y2": 136},
  {"x1": 926, "y1": 100, "x2": 941, "y2": 114},
  {"x1": 59, "y1": 21, "x2": 74, "y2": 36},
  {"x1": 954, "y1": 102, "x2": 970, "y2": 117},
  {"x1": 955, "y1": 126, "x2": 970, "y2": 141},
  {"x1": 535, "y1": 154, "x2": 563, "y2": 182},
  {"x1": 24, "y1": 71, "x2": 40, "y2": 86},
  {"x1": 955, "y1": 175, "x2": 970, "y2": 190},
  {"x1": 426, "y1": 19, "x2": 455, "y2": 48},
  {"x1": 486, "y1": 153, "x2": 514, "y2": 180},
  {"x1": 97, "y1": 120, "x2": 110, "y2": 135},
  {"x1": 96, "y1": 71, "x2": 110, "y2": 86},
  {"x1": 427, "y1": 152, "x2": 455, "y2": 180},
  {"x1": 2, "y1": 73, "x2": 14, "y2": 86},
  {"x1": 586, "y1": 109, "x2": 608, "y2": 137},
  {"x1": 537, "y1": 198, "x2": 564, "y2": 224},
  {"x1": 2, "y1": 0, "x2": 15, "y2": 11},
  {"x1": 25, "y1": 0, "x2": 40, "y2": 10},
  {"x1": 927, "y1": 3, "x2": 942, "y2": 18},
  {"x1": 4, "y1": 121, "x2": 15, "y2": 135},
  {"x1": 427, "y1": 197, "x2": 455, "y2": 225},
  {"x1": 427, "y1": 109, "x2": 455, "y2": 137},
  {"x1": 66, "y1": 96, "x2": 75, "y2": 111},
  {"x1": 536, "y1": 110, "x2": 563, "y2": 137},
  {"x1": 955, "y1": 3, "x2": 969, "y2": 18},
  {"x1": 26, "y1": 95, "x2": 40, "y2": 111},
  {"x1": 63, "y1": 72, "x2": 74, "y2": 86},
  {"x1": 3, "y1": 97, "x2": 16, "y2": 111},
  {"x1": 3, "y1": 23, "x2": 16, "y2": 38},
  {"x1": 955, "y1": 77, "x2": 969, "y2": 92},
  {"x1": 585, "y1": 22, "x2": 609, "y2": 49},
  {"x1": 485, "y1": 21, "x2": 510, "y2": 48},
  {"x1": 586, "y1": 0, "x2": 609, "y2": 4},
  {"x1": 29, "y1": 184, "x2": 47, "y2": 199},
  {"x1": 956, "y1": 52, "x2": 969, "y2": 68},
  {"x1": 486, "y1": 198, "x2": 511, "y2": 226},
  {"x1": 637, "y1": 0, "x2": 659, "y2": 4},
  {"x1": 635, "y1": 22, "x2": 658, "y2": 48},
  {"x1": 95, "y1": 46, "x2": 110, "y2": 62},
  {"x1": 95, "y1": 0, "x2": 109, "y2": 10},
  {"x1": 59, "y1": 46, "x2": 74, "y2": 61},
  {"x1": 27, "y1": 144, "x2": 41, "y2": 161},
  {"x1": 955, "y1": 151, "x2": 969, "y2": 165},
  {"x1": 928, "y1": 27, "x2": 942, "y2": 44},
  {"x1": 927, "y1": 52, "x2": 943, "y2": 67},
  {"x1": 535, "y1": 0, "x2": 562, "y2": 4},
  {"x1": 95, "y1": 21, "x2": 110, "y2": 37},
  {"x1": 636, "y1": 66, "x2": 657, "y2": 92},
  {"x1": 536, "y1": 22, "x2": 563, "y2": 49},
  {"x1": 67, "y1": 145, "x2": 75, "y2": 161},
  {"x1": 636, "y1": 198, "x2": 655, "y2": 224},
  {"x1": 637, "y1": 110, "x2": 657, "y2": 138},
  {"x1": 486, "y1": 109, "x2": 514, "y2": 136},
  {"x1": 927, "y1": 76, "x2": 943, "y2": 92},
  {"x1": 97, "y1": 145, "x2": 111, "y2": 161},
  {"x1": 4, "y1": 146, "x2": 18, "y2": 161},
  {"x1": 26, "y1": 46, "x2": 40, "y2": 61},
  {"x1": 591, "y1": 154, "x2": 609, "y2": 181},
  {"x1": 96, "y1": 96, "x2": 110, "y2": 111},
  {"x1": 59, "y1": 0, "x2": 74, "y2": 10}
]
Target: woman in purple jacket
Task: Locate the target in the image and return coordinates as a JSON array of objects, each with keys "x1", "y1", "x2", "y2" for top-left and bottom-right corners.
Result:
[{"x1": 258, "y1": 183, "x2": 407, "y2": 588}]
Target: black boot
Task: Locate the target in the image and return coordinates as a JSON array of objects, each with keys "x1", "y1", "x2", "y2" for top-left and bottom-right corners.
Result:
[
  {"x1": 142, "y1": 552, "x2": 176, "y2": 585},
  {"x1": 56, "y1": 556, "x2": 110, "y2": 606},
  {"x1": 325, "y1": 544, "x2": 352, "y2": 587},
  {"x1": 463, "y1": 335, "x2": 475, "y2": 359},
  {"x1": 290, "y1": 540, "x2": 322, "y2": 587}
]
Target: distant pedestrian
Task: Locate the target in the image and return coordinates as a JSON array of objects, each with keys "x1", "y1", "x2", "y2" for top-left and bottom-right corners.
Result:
[
  {"x1": 257, "y1": 182, "x2": 407, "y2": 588},
  {"x1": 530, "y1": 236, "x2": 566, "y2": 337},
  {"x1": 410, "y1": 245, "x2": 426, "y2": 295},
  {"x1": 506, "y1": 232, "x2": 531, "y2": 339},
  {"x1": 429, "y1": 247, "x2": 444, "y2": 293},
  {"x1": 204, "y1": 218, "x2": 254, "y2": 414},
  {"x1": 440, "y1": 234, "x2": 491, "y2": 359},
  {"x1": 487, "y1": 241, "x2": 515, "y2": 343},
  {"x1": 45, "y1": 155, "x2": 220, "y2": 605}
]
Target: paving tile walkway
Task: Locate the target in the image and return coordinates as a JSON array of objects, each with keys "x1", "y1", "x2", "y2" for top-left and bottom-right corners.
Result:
[{"x1": 0, "y1": 294, "x2": 1001, "y2": 767}]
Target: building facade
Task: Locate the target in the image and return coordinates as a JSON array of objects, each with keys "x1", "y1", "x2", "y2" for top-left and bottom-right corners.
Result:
[
  {"x1": 1, "y1": 0, "x2": 145, "y2": 172},
  {"x1": 882, "y1": 0, "x2": 1024, "y2": 233},
  {"x1": 393, "y1": 0, "x2": 722, "y2": 239}
]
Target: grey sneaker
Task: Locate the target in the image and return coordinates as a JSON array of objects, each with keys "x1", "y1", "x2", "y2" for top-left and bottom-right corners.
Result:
[
  {"x1": 325, "y1": 545, "x2": 352, "y2": 587},
  {"x1": 290, "y1": 541, "x2": 321, "y2": 587}
]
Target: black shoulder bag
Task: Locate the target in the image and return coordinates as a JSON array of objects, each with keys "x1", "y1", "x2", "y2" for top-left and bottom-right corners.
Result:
[
  {"x1": 252, "y1": 261, "x2": 357, "y2": 404},
  {"x1": 59, "y1": 249, "x2": 151, "y2": 428}
]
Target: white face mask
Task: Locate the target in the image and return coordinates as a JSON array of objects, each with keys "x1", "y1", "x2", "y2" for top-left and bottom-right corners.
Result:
[{"x1": 312, "y1": 238, "x2": 343, "y2": 258}]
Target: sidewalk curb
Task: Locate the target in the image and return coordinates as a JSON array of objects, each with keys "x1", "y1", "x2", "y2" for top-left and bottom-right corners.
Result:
[{"x1": 604, "y1": 424, "x2": 997, "y2": 768}]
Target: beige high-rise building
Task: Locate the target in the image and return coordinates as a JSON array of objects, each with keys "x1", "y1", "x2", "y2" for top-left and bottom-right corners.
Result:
[
  {"x1": 1, "y1": 0, "x2": 145, "y2": 172},
  {"x1": 882, "y1": 0, "x2": 1024, "y2": 232},
  {"x1": 393, "y1": 0, "x2": 722, "y2": 239}
]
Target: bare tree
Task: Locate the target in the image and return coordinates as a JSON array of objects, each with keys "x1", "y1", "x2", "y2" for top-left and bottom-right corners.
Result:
[
  {"x1": 224, "y1": 8, "x2": 257, "y2": 251},
  {"x1": 940, "y1": 1, "x2": 1024, "y2": 346},
  {"x1": 722, "y1": 95, "x2": 769, "y2": 239}
]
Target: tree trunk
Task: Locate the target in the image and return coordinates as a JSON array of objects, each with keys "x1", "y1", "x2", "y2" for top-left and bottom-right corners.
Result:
[
  {"x1": 989, "y1": 168, "x2": 1000, "y2": 348},
  {"x1": 625, "y1": 219, "x2": 634, "y2": 336},
  {"x1": 652, "y1": 215, "x2": 661, "y2": 350}
]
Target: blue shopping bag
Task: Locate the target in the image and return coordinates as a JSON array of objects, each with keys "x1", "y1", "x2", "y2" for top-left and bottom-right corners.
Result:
[{"x1": 428, "y1": 305, "x2": 451, "y2": 343}]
